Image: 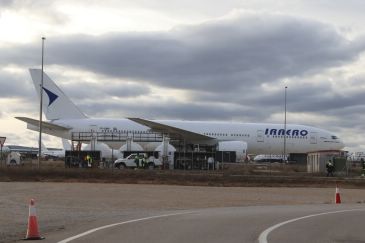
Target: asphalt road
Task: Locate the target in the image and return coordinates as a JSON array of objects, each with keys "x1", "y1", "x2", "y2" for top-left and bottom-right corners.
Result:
[
  {"x1": 5, "y1": 183, "x2": 365, "y2": 243},
  {"x1": 53, "y1": 204, "x2": 365, "y2": 243}
]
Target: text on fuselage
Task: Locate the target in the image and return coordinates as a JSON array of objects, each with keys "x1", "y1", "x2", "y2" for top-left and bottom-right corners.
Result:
[{"x1": 265, "y1": 128, "x2": 308, "y2": 137}]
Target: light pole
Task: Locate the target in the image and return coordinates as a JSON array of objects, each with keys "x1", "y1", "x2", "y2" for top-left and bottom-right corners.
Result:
[
  {"x1": 38, "y1": 37, "x2": 46, "y2": 168},
  {"x1": 283, "y1": 86, "x2": 287, "y2": 163}
]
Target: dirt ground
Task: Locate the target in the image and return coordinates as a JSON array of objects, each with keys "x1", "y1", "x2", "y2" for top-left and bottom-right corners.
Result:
[
  {"x1": 1, "y1": 182, "x2": 365, "y2": 242},
  {"x1": 1, "y1": 162, "x2": 364, "y2": 242}
]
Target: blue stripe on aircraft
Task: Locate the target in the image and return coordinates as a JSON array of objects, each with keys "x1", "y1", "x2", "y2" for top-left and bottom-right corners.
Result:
[{"x1": 42, "y1": 87, "x2": 58, "y2": 106}]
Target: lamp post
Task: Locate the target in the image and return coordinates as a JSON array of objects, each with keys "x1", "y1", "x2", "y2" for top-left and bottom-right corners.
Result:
[
  {"x1": 283, "y1": 86, "x2": 287, "y2": 163},
  {"x1": 38, "y1": 37, "x2": 46, "y2": 168}
]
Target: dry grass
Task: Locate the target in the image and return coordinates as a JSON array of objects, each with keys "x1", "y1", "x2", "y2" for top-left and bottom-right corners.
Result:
[
  {"x1": 1, "y1": 164, "x2": 365, "y2": 189},
  {"x1": 223, "y1": 162, "x2": 307, "y2": 175}
]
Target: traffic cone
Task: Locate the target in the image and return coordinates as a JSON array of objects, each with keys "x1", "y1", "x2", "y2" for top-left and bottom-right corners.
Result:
[
  {"x1": 24, "y1": 199, "x2": 44, "y2": 240},
  {"x1": 335, "y1": 184, "x2": 341, "y2": 204}
]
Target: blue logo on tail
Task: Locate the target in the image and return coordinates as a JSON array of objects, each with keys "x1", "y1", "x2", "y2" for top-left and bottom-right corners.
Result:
[{"x1": 42, "y1": 87, "x2": 58, "y2": 106}]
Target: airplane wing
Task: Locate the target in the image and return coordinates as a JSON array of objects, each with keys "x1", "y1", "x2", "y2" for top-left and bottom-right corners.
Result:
[
  {"x1": 128, "y1": 118, "x2": 214, "y2": 141},
  {"x1": 15, "y1": 117, "x2": 71, "y2": 131}
]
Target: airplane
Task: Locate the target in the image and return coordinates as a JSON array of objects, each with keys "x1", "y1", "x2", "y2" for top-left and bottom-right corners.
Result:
[
  {"x1": 16, "y1": 69, "x2": 344, "y2": 156},
  {"x1": 40, "y1": 140, "x2": 68, "y2": 158},
  {"x1": 253, "y1": 154, "x2": 288, "y2": 163},
  {"x1": 42, "y1": 137, "x2": 121, "y2": 160},
  {"x1": 2, "y1": 145, "x2": 36, "y2": 154},
  {"x1": 1, "y1": 145, "x2": 10, "y2": 153},
  {"x1": 83, "y1": 141, "x2": 122, "y2": 159}
]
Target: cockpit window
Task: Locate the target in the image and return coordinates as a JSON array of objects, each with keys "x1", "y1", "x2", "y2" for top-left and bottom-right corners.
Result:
[{"x1": 331, "y1": 136, "x2": 338, "y2": 139}]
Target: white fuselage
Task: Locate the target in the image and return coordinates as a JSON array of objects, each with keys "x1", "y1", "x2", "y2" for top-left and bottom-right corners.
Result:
[
  {"x1": 42, "y1": 149, "x2": 65, "y2": 158},
  {"x1": 28, "y1": 118, "x2": 344, "y2": 154}
]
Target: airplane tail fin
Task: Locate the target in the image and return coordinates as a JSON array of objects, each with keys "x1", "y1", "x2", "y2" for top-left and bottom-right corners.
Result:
[{"x1": 29, "y1": 69, "x2": 87, "y2": 120}]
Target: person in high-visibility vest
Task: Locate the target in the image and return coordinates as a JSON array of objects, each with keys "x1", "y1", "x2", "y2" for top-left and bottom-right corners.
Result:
[
  {"x1": 326, "y1": 159, "x2": 334, "y2": 177},
  {"x1": 139, "y1": 155, "x2": 145, "y2": 168},
  {"x1": 86, "y1": 155, "x2": 92, "y2": 167}
]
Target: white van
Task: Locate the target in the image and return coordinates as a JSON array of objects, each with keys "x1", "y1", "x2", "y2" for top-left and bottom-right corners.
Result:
[
  {"x1": 114, "y1": 153, "x2": 161, "y2": 169},
  {"x1": 6, "y1": 152, "x2": 23, "y2": 166}
]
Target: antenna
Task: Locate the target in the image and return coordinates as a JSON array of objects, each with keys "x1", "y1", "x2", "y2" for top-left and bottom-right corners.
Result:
[
  {"x1": 283, "y1": 86, "x2": 287, "y2": 163},
  {"x1": 38, "y1": 37, "x2": 46, "y2": 168}
]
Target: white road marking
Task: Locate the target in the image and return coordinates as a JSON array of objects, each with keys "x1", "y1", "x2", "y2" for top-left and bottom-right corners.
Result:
[
  {"x1": 258, "y1": 208, "x2": 365, "y2": 243},
  {"x1": 58, "y1": 211, "x2": 193, "y2": 243}
]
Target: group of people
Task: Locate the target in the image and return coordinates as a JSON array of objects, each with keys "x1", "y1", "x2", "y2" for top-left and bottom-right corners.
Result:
[{"x1": 134, "y1": 154, "x2": 147, "y2": 168}]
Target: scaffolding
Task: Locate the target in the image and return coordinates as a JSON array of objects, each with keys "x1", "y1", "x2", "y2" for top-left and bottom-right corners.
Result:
[
  {"x1": 71, "y1": 131, "x2": 164, "y2": 143},
  {"x1": 68, "y1": 130, "x2": 236, "y2": 170}
]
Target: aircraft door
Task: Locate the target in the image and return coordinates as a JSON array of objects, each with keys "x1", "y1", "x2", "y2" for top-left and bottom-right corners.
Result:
[
  {"x1": 310, "y1": 132, "x2": 317, "y2": 144},
  {"x1": 257, "y1": 130, "x2": 264, "y2": 142}
]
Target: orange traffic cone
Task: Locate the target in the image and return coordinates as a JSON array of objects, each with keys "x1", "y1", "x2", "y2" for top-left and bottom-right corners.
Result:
[
  {"x1": 24, "y1": 199, "x2": 44, "y2": 240},
  {"x1": 335, "y1": 184, "x2": 341, "y2": 204}
]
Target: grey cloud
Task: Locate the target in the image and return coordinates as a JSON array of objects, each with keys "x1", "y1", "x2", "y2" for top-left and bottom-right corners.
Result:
[
  {"x1": 322, "y1": 105, "x2": 365, "y2": 131},
  {"x1": 0, "y1": 0, "x2": 68, "y2": 24},
  {"x1": 0, "y1": 0, "x2": 48, "y2": 10},
  {"x1": 106, "y1": 85, "x2": 150, "y2": 98},
  {"x1": 0, "y1": 0, "x2": 12, "y2": 7},
  {"x1": 190, "y1": 74, "x2": 365, "y2": 117},
  {"x1": 0, "y1": 0, "x2": 15, "y2": 7},
  {"x1": 290, "y1": 93, "x2": 365, "y2": 113},
  {"x1": 2, "y1": 11, "x2": 365, "y2": 151},
  {"x1": 60, "y1": 81, "x2": 151, "y2": 101},
  {"x1": 51, "y1": 17, "x2": 365, "y2": 91},
  {"x1": 3, "y1": 13, "x2": 364, "y2": 92},
  {"x1": 0, "y1": 71, "x2": 34, "y2": 98},
  {"x1": 281, "y1": 78, "x2": 365, "y2": 114}
]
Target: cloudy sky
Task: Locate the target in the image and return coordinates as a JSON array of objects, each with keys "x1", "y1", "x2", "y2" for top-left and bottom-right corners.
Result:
[{"x1": 1, "y1": 0, "x2": 365, "y2": 152}]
